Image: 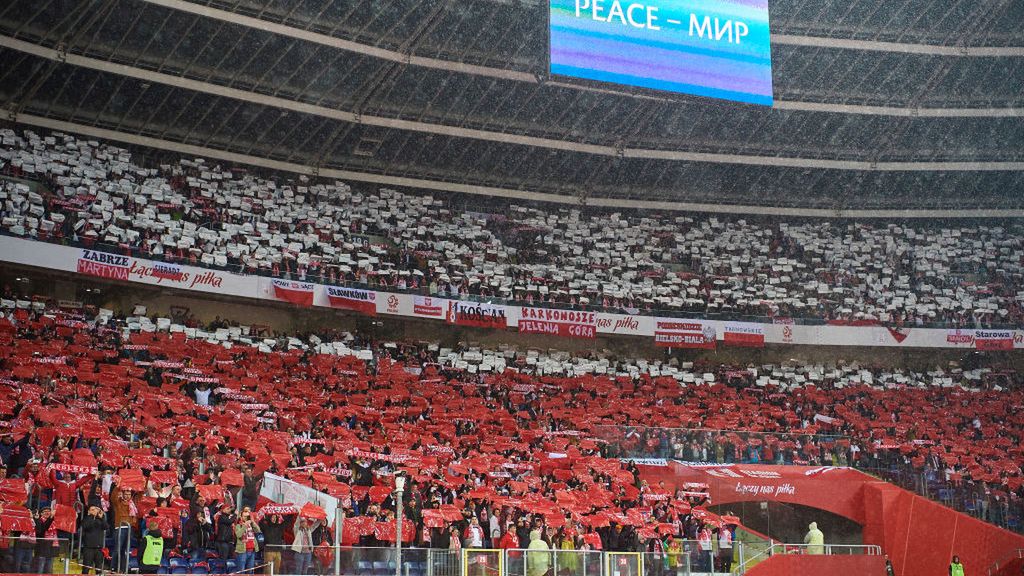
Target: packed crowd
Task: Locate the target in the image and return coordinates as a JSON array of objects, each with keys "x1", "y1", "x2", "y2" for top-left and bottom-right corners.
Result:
[
  {"x1": 2, "y1": 127, "x2": 1023, "y2": 327},
  {"x1": 0, "y1": 298, "x2": 1021, "y2": 575},
  {"x1": 0, "y1": 301, "x2": 744, "y2": 575}
]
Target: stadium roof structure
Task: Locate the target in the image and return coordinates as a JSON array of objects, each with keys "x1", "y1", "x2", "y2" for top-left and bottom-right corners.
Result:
[{"x1": 1, "y1": 0, "x2": 1023, "y2": 215}]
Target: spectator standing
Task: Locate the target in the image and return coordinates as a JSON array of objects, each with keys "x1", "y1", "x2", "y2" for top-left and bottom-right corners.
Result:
[
  {"x1": 139, "y1": 521, "x2": 165, "y2": 574},
  {"x1": 33, "y1": 507, "x2": 59, "y2": 575},
  {"x1": 233, "y1": 507, "x2": 261, "y2": 574},
  {"x1": 214, "y1": 504, "x2": 237, "y2": 563},
  {"x1": 527, "y1": 530, "x2": 549, "y2": 576},
  {"x1": 696, "y1": 524, "x2": 713, "y2": 572},
  {"x1": 665, "y1": 536, "x2": 683, "y2": 575},
  {"x1": 241, "y1": 468, "x2": 262, "y2": 511},
  {"x1": 184, "y1": 500, "x2": 214, "y2": 564},
  {"x1": 950, "y1": 555, "x2": 965, "y2": 576},
  {"x1": 80, "y1": 506, "x2": 108, "y2": 573},
  {"x1": 803, "y1": 522, "x2": 824, "y2": 554},
  {"x1": 260, "y1": 514, "x2": 286, "y2": 574},
  {"x1": 291, "y1": 517, "x2": 320, "y2": 575},
  {"x1": 111, "y1": 483, "x2": 139, "y2": 572},
  {"x1": 717, "y1": 526, "x2": 733, "y2": 572},
  {"x1": 465, "y1": 516, "x2": 484, "y2": 549}
]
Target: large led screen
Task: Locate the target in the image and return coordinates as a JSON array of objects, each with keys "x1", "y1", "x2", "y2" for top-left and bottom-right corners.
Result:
[{"x1": 549, "y1": 0, "x2": 774, "y2": 106}]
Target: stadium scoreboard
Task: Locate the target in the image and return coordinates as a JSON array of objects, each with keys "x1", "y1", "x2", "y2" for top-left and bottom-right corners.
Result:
[{"x1": 549, "y1": 0, "x2": 774, "y2": 106}]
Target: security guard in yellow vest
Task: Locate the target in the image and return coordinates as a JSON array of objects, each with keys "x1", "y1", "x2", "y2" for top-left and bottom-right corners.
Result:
[
  {"x1": 140, "y1": 522, "x2": 165, "y2": 574},
  {"x1": 949, "y1": 555, "x2": 965, "y2": 576}
]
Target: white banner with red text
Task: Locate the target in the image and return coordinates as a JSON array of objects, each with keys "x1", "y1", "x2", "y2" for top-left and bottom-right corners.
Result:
[{"x1": 1, "y1": 236, "x2": 1021, "y2": 350}]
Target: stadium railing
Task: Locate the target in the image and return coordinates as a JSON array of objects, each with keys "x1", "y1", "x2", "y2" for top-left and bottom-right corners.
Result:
[
  {"x1": 2, "y1": 227, "x2": 1018, "y2": 331},
  {"x1": 733, "y1": 543, "x2": 882, "y2": 574},
  {"x1": 987, "y1": 548, "x2": 1024, "y2": 576}
]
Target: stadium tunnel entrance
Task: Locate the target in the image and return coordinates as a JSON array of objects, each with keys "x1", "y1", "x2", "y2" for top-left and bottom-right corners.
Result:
[{"x1": 707, "y1": 501, "x2": 863, "y2": 546}]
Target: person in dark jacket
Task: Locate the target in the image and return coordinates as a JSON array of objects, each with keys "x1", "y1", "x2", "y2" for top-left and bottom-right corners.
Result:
[
  {"x1": 81, "y1": 506, "x2": 108, "y2": 573},
  {"x1": 85, "y1": 482, "x2": 106, "y2": 511},
  {"x1": 214, "y1": 504, "x2": 237, "y2": 561},
  {"x1": 34, "y1": 507, "x2": 59, "y2": 575},
  {"x1": 259, "y1": 514, "x2": 287, "y2": 574},
  {"x1": 241, "y1": 468, "x2": 262, "y2": 511},
  {"x1": 184, "y1": 503, "x2": 215, "y2": 564}
]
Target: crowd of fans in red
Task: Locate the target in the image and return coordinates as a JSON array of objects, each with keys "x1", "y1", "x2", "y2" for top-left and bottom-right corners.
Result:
[{"x1": 0, "y1": 301, "x2": 1021, "y2": 574}]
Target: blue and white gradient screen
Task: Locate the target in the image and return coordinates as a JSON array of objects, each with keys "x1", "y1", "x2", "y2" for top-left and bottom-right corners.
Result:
[{"x1": 549, "y1": 0, "x2": 774, "y2": 106}]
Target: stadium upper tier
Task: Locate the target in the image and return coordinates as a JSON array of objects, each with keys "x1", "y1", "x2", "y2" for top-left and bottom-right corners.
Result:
[
  {"x1": 2, "y1": 128, "x2": 1023, "y2": 328},
  {"x1": 0, "y1": 0, "x2": 1022, "y2": 210}
]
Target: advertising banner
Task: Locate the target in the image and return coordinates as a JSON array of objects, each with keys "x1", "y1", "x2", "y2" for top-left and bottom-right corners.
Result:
[
  {"x1": 517, "y1": 307, "x2": 597, "y2": 338},
  {"x1": 325, "y1": 286, "x2": 377, "y2": 316},
  {"x1": 654, "y1": 319, "x2": 716, "y2": 349},
  {"x1": 448, "y1": 301, "x2": 508, "y2": 329},
  {"x1": 723, "y1": 322, "x2": 765, "y2": 347},
  {"x1": 271, "y1": 279, "x2": 315, "y2": 307}
]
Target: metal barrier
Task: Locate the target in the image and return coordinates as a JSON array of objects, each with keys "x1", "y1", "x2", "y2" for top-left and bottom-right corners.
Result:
[
  {"x1": 503, "y1": 548, "x2": 603, "y2": 576},
  {"x1": 429, "y1": 549, "x2": 463, "y2": 576},
  {"x1": 2, "y1": 535, "x2": 74, "y2": 574},
  {"x1": 463, "y1": 548, "x2": 503, "y2": 576},
  {"x1": 264, "y1": 544, "x2": 431, "y2": 576},
  {"x1": 987, "y1": 548, "x2": 1024, "y2": 576},
  {"x1": 606, "y1": 552, "x2": 642, "y2": 576},
  {"x1": 732, "y1": 543, "x2": 882, "y2": 574}
]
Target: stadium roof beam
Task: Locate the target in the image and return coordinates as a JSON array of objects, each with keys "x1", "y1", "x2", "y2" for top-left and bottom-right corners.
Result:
[
  {"x1": 134, "y1": 0, "x2": 1024, "y2": 111},
  {"x1": 148, "y1": 0, "x2": 1024, "y2": 57},
  {"x1": 4, "y1": 9, "x2": 1022, "y2": 115},
  {"x1": 4, "y1": 35, "x2": 1020, "y2": 172}
]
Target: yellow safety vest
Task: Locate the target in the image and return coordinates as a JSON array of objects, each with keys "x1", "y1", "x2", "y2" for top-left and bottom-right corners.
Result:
[
  {"x1": 950, "y1": 563, "x2": 965, "y2": 576},
  {"x1": 142, "y1": 535, "x2": 164, "y2": 566}
]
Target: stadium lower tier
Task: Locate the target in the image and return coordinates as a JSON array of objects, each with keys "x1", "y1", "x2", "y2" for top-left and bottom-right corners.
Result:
[{"x1": 0, "y1": 302, "x2": 1022, "y2": 576}]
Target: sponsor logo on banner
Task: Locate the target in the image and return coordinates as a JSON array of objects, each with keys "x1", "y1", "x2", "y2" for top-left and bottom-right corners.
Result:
[
  {"x1": 386, "y1": 294, "x2": 400, "y2": 314},
  {"x1": 734, "y1": 482, "x2": 796, "y2": 497},
  {"x1": 448, "y1": 301, "x2": 507, "y2": 329},
  {"x1": 654, "y1": 320, "x2": 716, "y2": 349},
  {"x1": 77, "y1": 248, "x2": 225, "y2": 288},
  {"x1": 723, "y1": 323, "x2": 765, "y2": 347},
  {"x1": 413, "y1": 296, "x2": 445, "y2": 318},
  {"x1": 946, "y1": 329, "x2": 975, "y2": 346},
  {"x1": 152, "y1": 262, "x2": 184, "y2": 281},
  {"x1": 706, "y1": 468, "x2": 743, "y2": 478},
  {"x1": 622, "y1": 458, "x2": 668, "y2": 466},
  {"x1": 271, "y1": 279, "x2": 315, "y2": 306},
  {"x1": 325, "y1": 286, "x2": 377, "y2": 316},
  {"x1": 595, "y1": 315, "x2": 641, "y2": 334},
  {"x1": 803, "y1": 467, "x2": 842, "y2": 476},
  {"x1": 886, "y1": 326, "x2": 910, "y2": 343},
  {"x1": 77, "y1": 249, "x2": 130, "y2": 280},
  {"x1": 974, "y1": 329, "x2": 1014, "y2": 351},
  {"x1": 518, "y1": 307, "x2": 596, "y2": 339}
]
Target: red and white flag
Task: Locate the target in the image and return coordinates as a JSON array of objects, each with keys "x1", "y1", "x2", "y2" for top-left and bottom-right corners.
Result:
[
  {"x1": 722, "y1": 323, "x2": 765, "y2": 347},
  {"x1": 271, "y1": 279, "x2": 315, "y2": 306},
  {"x1": 326, "y1": 286, "x2": 377, "y2": 316},
  {"x1": 413, "y1": 295, "x2": 445, "y2": 318}
]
